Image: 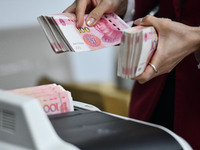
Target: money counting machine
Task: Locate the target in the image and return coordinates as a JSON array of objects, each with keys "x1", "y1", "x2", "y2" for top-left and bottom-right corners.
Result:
[{"x1": 0, "y1": 90, "x2": 192, "y2": 150}]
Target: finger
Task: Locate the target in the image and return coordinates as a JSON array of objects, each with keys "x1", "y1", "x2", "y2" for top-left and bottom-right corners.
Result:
[
  {"x1": 133, "y1": 65, "x2": 155, "y2": 84},
  {"x1": 92, "y1": 0, "x2": 100, "y2": 6},
  {"x1": 63, "y1": 1, "x2": 76, "y2": 13},
  {"x1": 86, "y1": 0, "x2": 112, "y2": 26},
  {"x1": 139, "y1": 50, "x2": 164, "y2": 84},
  {"x1": 133, "y1": 15, "x2": 159, "y2": 27},
  {"x1": 76, "y1": 0, "x2": 90, "y2": 27}
]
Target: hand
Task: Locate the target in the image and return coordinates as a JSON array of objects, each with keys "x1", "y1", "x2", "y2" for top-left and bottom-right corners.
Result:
[
  {"x1": 63, "y1": 0, "x2": 128, "y2": 27},
  {"x1": 132, "y1": 15, "x2": 200, "y2": 84}
]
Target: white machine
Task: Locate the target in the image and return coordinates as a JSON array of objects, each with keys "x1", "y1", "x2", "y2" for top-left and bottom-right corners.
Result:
[
  {"x1": 0, "y1": 90, "x2": 79, "y2": 150},
  {"x1": 0, "y1": 90, "x2": 192, "y2": 150}
]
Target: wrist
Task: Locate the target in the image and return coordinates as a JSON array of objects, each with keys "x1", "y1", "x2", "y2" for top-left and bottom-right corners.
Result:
[{"x1": 190, "y1": 26, "x2": 200, "y2": 53}]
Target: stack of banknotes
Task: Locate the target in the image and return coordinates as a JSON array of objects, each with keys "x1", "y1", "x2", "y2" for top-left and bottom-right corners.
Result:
[
  {"x1": 9, "y1": 84, "x2": 74, "y2": 115},
  {"x1": 117, "y1": 26, "x2": 158, "y2": 78},
  {"x1": 37, "y1": 13, "x2": 130, "y2": 53}
]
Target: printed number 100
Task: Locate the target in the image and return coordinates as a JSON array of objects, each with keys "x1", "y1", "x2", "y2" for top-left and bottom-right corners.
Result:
[{"x1": 77, "y1": 27, "x2": 90, "y2": 33}]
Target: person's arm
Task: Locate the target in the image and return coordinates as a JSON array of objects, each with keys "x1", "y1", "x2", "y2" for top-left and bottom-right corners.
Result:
[
  {"x1": 63, "y1": 0, "x2": 128, "y2": 27},
  {"x1": 132, "y1": 15, "x2": 200, "y2": 84}
]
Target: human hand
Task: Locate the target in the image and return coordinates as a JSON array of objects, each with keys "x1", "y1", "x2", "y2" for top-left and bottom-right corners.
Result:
[
  {"x1": 63, "y1": 0, "x2": 128, "y2": 27},
  {"x1": 132, "y1": 15, "x2": 200, "y2": 84}
]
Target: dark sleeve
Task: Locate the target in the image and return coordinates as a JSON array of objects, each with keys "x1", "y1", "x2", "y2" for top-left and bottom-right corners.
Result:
[{"x1": 134, "y1": 0, "x2": 159, "y2": 19}]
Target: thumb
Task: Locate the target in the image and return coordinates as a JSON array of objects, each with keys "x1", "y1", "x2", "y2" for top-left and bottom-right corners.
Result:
[
  {"x1": 133, "y1": 15, "x2": 159, "y2": 27},
  {"x1": 86, "y1": 1, "x2": 112, "y2": 26}
]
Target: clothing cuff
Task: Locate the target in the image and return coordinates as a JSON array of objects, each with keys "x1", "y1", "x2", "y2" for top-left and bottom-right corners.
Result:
[
  {"x1": 195, "y1": 50, "x2": 200, "y2": 69},
  {"x1": 123, "y1": 0, "x2": 135, "y2": 26}
]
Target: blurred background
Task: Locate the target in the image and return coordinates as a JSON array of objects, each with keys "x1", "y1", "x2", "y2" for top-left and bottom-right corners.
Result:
[{"x1": 0, "y1": 0, "x2": 134, "y2": 116}]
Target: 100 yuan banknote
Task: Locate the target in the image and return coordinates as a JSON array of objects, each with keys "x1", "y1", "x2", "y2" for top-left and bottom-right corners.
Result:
[
  {"x1": 38, "y1": 13, "x2": 130, "y2": 53},
  {"x1": 9, "y1": 84, "x2": 74, "y2": 115}
]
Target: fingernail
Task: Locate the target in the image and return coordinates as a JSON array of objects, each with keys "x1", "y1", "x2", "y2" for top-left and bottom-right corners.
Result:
[
  {"x1": 76, "y1": 19, "x2": 81, "y2": 27},
  {"x1": 87, "y1": 17, "x2": 95, "y2": 26},
  {"x1": 134, "y1": 18, "x2": 143, "y2": 25},
  {"x1": 76, "y1": 21, "x2": 79, "y2": 27}
]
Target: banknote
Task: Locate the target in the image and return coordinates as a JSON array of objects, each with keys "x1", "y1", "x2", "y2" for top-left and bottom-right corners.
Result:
[
  {"x1": 117, "y1": 26, "x2": 158, "y2": 78},
  {"x1": 9, "y1": 84, "x2": 74, "y2": 115},
  {"x1": 37, "y1": 13, "x2": 130, "y2": 53}
]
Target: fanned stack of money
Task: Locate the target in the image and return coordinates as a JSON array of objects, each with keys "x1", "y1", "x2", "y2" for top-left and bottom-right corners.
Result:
[
  {"x1": 37, "y1": 13, "x2": 130, "y2": 53},
  {"x1": 117, "y1": 26, "x2": 158, "y2": 78},
  {"x1": 9, "y1": 84, "x2": 74, "y2": 116}
]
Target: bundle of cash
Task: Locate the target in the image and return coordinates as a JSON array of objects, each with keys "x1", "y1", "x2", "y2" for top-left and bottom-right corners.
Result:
[
  {"x1": 37, "y1": 13, "x2": 130, "y2": 53},
  {"x1": 9, "y1": 84, "x2": 74, "y2": 115},
  {"x1": 117, "y1": 26, "x2": 158, "y2": 78}
]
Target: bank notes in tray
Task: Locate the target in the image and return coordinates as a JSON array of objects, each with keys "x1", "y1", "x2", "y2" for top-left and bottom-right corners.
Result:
[
  {"x1": 37, "y1": 13, "x2": 130, "y2": 53},
  {"x1": 117, "y1": 26, "x2": 158, "y2": 78},
  {"x1": 9, "y1": 84, "x2": 74, "y2": 116}
]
